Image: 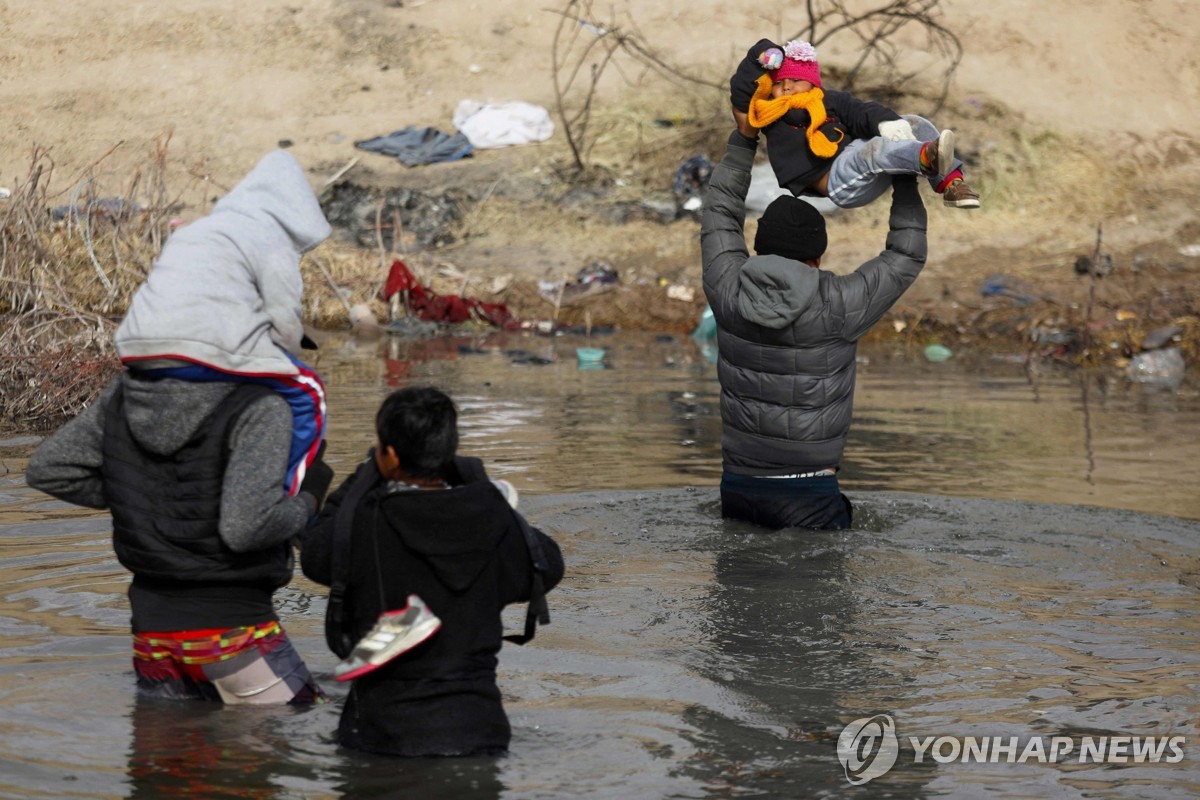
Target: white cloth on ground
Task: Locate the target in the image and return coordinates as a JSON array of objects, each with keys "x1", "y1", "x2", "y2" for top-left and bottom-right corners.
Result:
[{"x1": 452, "y1": 100, "x2": 554, "y2": 149}]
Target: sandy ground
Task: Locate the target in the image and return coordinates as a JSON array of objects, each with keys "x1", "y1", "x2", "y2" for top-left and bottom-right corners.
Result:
[{"x1": 4, "y1": 0, "x2": 1200, "y2": 328}]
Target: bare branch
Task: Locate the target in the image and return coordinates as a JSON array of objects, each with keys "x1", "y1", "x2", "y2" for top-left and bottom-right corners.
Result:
[{"x1": 786, "y1": 0, "x2": 962, "y2": 113}]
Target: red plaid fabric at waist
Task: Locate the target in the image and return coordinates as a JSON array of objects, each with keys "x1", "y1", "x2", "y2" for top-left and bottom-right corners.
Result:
[{"x1": 133, "y1": 621, "x2": 283, "y2": 666}]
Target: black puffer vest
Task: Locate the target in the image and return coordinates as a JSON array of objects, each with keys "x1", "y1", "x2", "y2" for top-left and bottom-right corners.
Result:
[{"x1": 102, "y1": 383, "x2": 292, "y2": 587}]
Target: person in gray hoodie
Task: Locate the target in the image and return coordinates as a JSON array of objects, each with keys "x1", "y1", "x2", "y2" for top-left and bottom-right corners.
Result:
[
  {"x1": 26, "y1": 150, "x2": 337, "y2": 704},
  {"x1": 114, "y1": 149, "x2": 331, "y2": 497},
  {"x1": 700, "y1": 109, "x2": 928, "y2": 530}
]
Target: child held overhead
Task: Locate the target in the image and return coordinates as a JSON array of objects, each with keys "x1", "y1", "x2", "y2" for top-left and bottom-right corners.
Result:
[{"x1": 730, "y1": 38, "x2": 980, "y2": 209}]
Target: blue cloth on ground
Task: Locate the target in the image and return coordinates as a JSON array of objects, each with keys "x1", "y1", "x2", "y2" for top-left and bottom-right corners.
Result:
[{"x1": 355, "y1": 127, "x2": 474, "y2": 167}]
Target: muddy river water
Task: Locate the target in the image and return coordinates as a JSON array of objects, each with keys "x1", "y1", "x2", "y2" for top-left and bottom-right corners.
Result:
[{"x1": 1, "y1": 331, "x2": 1197, "y2": 798}]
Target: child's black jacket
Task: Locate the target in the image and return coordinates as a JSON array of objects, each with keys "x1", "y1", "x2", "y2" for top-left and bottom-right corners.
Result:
[{"x1": 300, "y1": 458, "x2": 564, "y2": 756}]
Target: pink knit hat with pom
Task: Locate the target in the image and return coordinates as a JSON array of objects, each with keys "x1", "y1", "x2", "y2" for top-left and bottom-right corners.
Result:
[{"x1": 772, "y1": 40, "x2": 822, "y2": 87}]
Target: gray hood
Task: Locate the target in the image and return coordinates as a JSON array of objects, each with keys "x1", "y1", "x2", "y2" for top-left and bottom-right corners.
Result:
[
  {"x1": 119, "y1": 373, "x2": 240, "y2": 456},
  {"x1": 736, "y1": 254, "x2": 820, "y2": 329},
  {"x1": 208, "y1": 149, "x2": 331, "y2": 256},
  {"x1": 115, "y1": 150, "x2": 331, "y2": 375}
]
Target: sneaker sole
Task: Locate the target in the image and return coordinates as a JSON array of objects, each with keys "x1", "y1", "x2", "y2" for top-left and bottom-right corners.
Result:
[
  {"x1": 334, "y1": 618, "x2": 443, "y2": 682},
  {"x1": 944, "y1": 197, "x2": 980, "y2": 208},
  {"x1": 936, "y1": 129, "x2": 955, "y2": 176}
]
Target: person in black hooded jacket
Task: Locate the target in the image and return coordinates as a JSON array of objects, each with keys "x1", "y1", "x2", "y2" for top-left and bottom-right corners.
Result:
[{"x1": 300, "y1": 386, "x2": 564, "y2": 757}]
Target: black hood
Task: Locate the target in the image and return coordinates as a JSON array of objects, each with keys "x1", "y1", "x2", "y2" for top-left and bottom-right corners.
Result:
[{"x1": 379, "y1": 483, "x2": 511, "y2": 593}]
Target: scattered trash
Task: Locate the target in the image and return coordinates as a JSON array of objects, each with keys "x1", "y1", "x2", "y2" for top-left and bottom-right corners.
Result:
[
  {"x1": 349, "y1": 303, "x2": 382, "y2": 339},
  {"x1": 691, "y1": 305, "x2": 717, "y2": 341},
  {"x1": 892, "y1": 319, "x2": 907, "y2": 333},
  {"x1": 1074, "y1": 252, "x2": 1113, "y2": 277},
  {"x1": 355, "y1": 126, "x2": 473, "y2": 166},
  {"x1": 575, "y1": 347, "x2": 606, "y2": 367},
  {"x1": 923, "y1": 343, "x2": 953, "y2": 362},
  {"x1": 577, "y1": 260, "x2": 618, "y2": 285},
  {"x1": 1140, "y1": 325, "x2": 1184, "y2": 351},
  {"x1": 979, "y1": 274, "x2": 1036, "y2": 306},
  {"x1": 666, "y1": 284, "x2": 695, "y2": 303},
  {"x1": 383, "y1": 316, "x2": 441, "y2": 338},
  {"x1": 1179, "y1": 244, "x2": 1200, "y2": 257},
  {"x1": 672, "y1": 155, "x2": 712, "y2": 214},
  {"x1": 540, "y1": 261, "x2": 620, "y2": 307},
  {"x1": 505, "y1": 349, "x2": 553, "y2": 366},
  {"x1": 991, "y1": 353, "x2": 1028, "y2": 364},
  {"x1": 1030, "y1": 326, "x2": 1075, "y2": 346},
  {"x1": 381, "y1": 259, "x2": 516, "y2": 328},
  {"x1": 1116, "y1": 309, "x2": 1139, "y2": 321},
  {"x1": 557, "y1": 323, "x2": 614, "y2": 336},
  {"x1": 1127, "y1": 346, "x2": 1185, "y2": 387},
  {"x1": 452, "y1": 100, "x2": 554, "y2": 149},
  {"x1": 653, "y1": 117, "x2": 695, "y2": 128},
  {"x1": 0, "y1": 188, "x2": 10, "y2": 200},
  {"x1": 577, "y1": 19, "x2": 607, "y2": 36},
  {"x1": 321, "y1": 183, "x2": 464, "y2": 249}
]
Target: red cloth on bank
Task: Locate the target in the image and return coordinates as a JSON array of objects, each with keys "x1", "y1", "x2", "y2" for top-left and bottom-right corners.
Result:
[{"x1": 382, "y1": 259, "x2": 516, "y2": 328}]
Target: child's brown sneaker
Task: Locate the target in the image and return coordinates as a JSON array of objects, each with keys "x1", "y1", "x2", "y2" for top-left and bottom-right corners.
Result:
[{"x1": 943, "y1": 179, "x2": 980, "y2": 209}]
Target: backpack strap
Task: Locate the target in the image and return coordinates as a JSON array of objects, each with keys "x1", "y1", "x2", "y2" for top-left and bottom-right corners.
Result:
[
  {"x1": 449, "y1": 456, "x2": 551, "y2": 646},
  {"x1": 324, "y1": 455, "x2": 381, "y2": 659},
  {"x1": 502, "y1": 510, "x2": 551, "y2": 646}
]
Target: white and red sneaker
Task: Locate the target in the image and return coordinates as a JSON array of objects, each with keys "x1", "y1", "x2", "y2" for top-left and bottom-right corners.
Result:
[{"x1": 334, "y1": 594, "x2": 442, "y2": 682}]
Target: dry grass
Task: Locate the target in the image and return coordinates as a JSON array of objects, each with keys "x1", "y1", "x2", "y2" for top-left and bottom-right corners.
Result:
[
  {"x1": 0, "y1": 313, "x2": 120, "y2": 432},
  {"x1": 0, "y1": 135, "x2": 205, "y2": 318}
]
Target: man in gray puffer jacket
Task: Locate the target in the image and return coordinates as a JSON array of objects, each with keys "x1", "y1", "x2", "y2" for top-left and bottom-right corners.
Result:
[{"x1": 701, "y1": 111, "x2": 927, "y2": 530}]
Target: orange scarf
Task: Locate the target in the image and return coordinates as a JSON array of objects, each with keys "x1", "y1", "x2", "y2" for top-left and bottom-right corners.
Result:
[{"x1": 747, "y1": 74, "x2": 841, "y2": 158}]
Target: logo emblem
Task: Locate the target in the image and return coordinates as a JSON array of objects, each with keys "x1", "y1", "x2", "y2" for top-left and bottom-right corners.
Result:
[{"x1": 837, "y1": 714, "x2": 899, "y2": 785}]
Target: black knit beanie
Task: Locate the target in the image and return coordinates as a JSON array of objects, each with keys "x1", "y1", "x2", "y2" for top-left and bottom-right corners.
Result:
[{"x1": 753, "y1": 196, "x2": 827, "y2": 262}]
